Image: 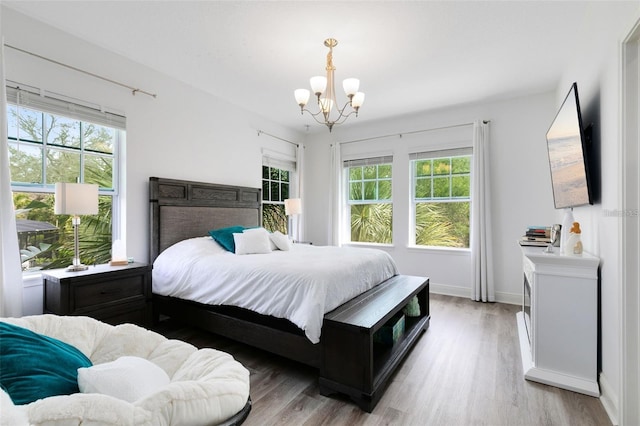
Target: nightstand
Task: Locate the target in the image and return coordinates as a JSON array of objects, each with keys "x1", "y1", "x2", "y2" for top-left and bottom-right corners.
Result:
[{"x1": 42, "y1": 263, "x2": 152, "y2": 327}]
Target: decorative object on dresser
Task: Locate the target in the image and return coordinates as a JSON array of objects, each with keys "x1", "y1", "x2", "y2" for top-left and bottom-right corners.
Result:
[
  {"x1": 519, "y1": 225, "x2": 552, "y2": 247},
  {"x1": 109, "y1": 239, "x2": 129, "y2": 266},
  {"x1": 516, "y1": 245, "x2": 600, "y2": 396},
  {"x1": 53, "y1": 182, "x2": 99, "y2": 271},
  {"x1": 42, "y1": 263, "x2": 152, "y2": 327}
]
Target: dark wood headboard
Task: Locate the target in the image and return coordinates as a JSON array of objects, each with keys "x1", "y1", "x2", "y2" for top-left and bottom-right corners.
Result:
[{"x1": 149, "y1": 177, "x2": 261, "y2": 263}]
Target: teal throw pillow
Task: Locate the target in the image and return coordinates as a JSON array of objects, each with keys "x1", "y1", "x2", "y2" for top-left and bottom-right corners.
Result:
[
  {"x1": 0, "y1": 321, "x2": 93, "y2": 405},
  {"x1": 209, "y1": 226, "x2": 245, "y2": 252}
]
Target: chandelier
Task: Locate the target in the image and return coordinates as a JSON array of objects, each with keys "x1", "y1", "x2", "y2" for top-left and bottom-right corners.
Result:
[{"x1": 294, "y1": 38, "x2": 365, "y2": 132}]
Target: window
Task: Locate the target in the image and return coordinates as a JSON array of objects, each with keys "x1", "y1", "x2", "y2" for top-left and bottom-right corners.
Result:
[
  {"x1": 411, "y1": 148, "x2": 471, "y2": 248},
  {"x1": 7, "y1": 87, "x2": 124, "y2": 272},
  {"x1": 262, "y1": 165, "x2": 290, "y2": 233},
  {"x1": 345, "y1": 156, "x2": 393, "y2": 244}
]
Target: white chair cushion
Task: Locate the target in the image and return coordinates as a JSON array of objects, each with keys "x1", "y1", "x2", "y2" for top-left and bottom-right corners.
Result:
[
  {"x1": 78, "y1": 356, "x2": 171, "y2": 403},
  {"x1": 0, "y1": 315, "x2": 250, "y2": 426}
]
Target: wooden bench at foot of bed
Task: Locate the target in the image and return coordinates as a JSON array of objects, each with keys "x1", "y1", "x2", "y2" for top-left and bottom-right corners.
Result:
[{"x1": 319, "y1": 275, "x2": 430, "y2": 412}]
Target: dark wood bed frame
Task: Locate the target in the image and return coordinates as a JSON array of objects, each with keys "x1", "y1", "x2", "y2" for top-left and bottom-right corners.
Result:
[
  {"x1": 150, "y1": 176, "x2": 321, "y2": 367},
  {"x1": 149, "y1": 177, "x2": 431, "y2": 411}
]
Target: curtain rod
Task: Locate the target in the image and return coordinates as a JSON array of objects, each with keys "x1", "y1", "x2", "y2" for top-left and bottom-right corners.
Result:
[
  {"x1": 4, "y1": 43, "x2": 157, "y2": 99},
  {"x1": 338, "y1": 120, "x2": 490, "y2": 145},
  {"x1": 257, "y1": 130, "x2": 299, "y2": 147}
]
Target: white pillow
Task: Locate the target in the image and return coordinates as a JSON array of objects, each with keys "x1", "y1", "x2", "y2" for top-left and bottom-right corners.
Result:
[
  {"x1": 270, "y1": 231, "x2": 292, "y2": 251},
  {"x1": 78, "y1": 356, "x2": 170, "y2": 403},
  {"x1": 233, "y1": 228, "x2": 272, "y2": 255}
]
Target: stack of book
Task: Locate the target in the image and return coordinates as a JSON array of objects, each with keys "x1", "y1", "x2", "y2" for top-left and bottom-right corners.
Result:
[{"x1": 519, "y1": 226, "x2": 552, "y2": 247}]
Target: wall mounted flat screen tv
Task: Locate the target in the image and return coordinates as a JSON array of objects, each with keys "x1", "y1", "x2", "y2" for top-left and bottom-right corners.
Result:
[{"x1": 546, "y1": 82, "x2": 592, "y2": 209}]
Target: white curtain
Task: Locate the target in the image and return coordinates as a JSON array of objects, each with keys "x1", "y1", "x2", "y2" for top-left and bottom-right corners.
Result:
[
  {"x1": 328, "y1": 143, "x2": 343, "y2": 246},
  {"x1": 0, "y1": 40, "x2": 24, "y2": 317},
  {"x1": 295, "y1": 143, "x2": 305, "y2": 242},
  {"x1": 470, "y1": 120, "x2": 494, "y2": 302}
]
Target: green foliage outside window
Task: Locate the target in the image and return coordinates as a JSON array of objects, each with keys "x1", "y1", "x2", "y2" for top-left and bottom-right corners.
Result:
[
  {"x1": 348, "y1": 163, "x2": 392, "y2": 244},
  {"x1": 262, "y1": 165, "x2": 289, "y2": 234},
  {"x1": 413, "y1": 155, "x2": 471, "y2": 248},
  {"x1": 8, "y1": 104, "x2": 118, "y2": 271}
]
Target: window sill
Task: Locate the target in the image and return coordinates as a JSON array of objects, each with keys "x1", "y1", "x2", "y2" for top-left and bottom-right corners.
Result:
[
  {"x1": 406, "y1": 245, "x2": 471, "y2": 256},
  {"x1": 22, "y1": 272, "x2": 43, "y2": 288},
  {"x1": 342, "y1": 242, "x2": 394, "y2": 250}
]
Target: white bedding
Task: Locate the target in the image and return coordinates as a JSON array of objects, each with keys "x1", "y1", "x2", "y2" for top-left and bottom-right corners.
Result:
[{"x1": 153, "y1": 237, "x2": 398, "y2": 343}]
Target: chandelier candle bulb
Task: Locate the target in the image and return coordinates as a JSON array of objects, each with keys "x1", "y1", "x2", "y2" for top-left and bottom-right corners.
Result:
[
  {"x1": 352, "y1": 92, "x2": 365, "y2": 109},
  {"x1": 310, "y1": 76, "x2": 327, "y2": 95},
  {"x1": 343, "y1": 78, "x2": 360, "y2": 96},
  {"x1": 294, "y1": 89, "x2": 310, "y2": 107}
]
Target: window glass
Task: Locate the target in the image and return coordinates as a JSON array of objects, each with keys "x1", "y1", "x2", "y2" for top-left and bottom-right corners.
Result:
[
  {"x1": 261, "y1": 165, "x2": 292, "y2": 234},
  {"x1": 45, "y1": 149, "x2": 81, "y2": 184},
  {"x1": 8, "y1": 102, "x2": 121, "y2": 272},
  {"x1": 412, "y1": 153, "x2": 471, "y2": 248},
  {"x1": 8, "y1": 142, "x2": 42, "y2": 184},
  {"x1": 84, "y1": 124, "x2": 114, "y2": 154},
  {"x1": 47, "y1": 114, "x2": 80, "y2": 148},
  {"x1": 346, "y1": 160, "x2": 393, "y2": 244}
]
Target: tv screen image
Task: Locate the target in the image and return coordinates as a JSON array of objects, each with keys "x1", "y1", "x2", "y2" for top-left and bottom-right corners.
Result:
[{"x1": 546, "y1": 82, "x2": 592, "y2": 209}]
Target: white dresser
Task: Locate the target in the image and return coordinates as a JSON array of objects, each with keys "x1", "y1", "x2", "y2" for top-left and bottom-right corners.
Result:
[{"x1": 516, "y1": 245, "x2": 600, "y2": 396}]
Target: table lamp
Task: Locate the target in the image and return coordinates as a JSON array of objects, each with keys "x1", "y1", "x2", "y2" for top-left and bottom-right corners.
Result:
[
  {"x1": 54, "y1": 182, "x2": 99, "y2": 271},
  {"x1": 284, "y1": 198, "x2": 301, "y2": 240}
]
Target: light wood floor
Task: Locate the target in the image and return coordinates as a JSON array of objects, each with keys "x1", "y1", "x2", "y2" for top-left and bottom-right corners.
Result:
[{"x1": 153, "y1": 294, "x2": 612, "y2": 426}]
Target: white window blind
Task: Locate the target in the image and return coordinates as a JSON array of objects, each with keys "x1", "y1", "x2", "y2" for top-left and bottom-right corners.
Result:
[
  {"x1": 6, "y1": 86, "x2": 126, "y2": 130},
  {"x1": 409, "y1": 147, "x2": 472, "y2": 160},
  {"x1": 343, "y1": 155, "x2": 393, "y2": 168},
  {"x1": 262, "y1": 148, "x2": 296, "y2": 171}
]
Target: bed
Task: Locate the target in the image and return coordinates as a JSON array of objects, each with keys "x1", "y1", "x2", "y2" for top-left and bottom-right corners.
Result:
[{"x1": 149, "y1": 177, "x2": 405, "y2": 368}]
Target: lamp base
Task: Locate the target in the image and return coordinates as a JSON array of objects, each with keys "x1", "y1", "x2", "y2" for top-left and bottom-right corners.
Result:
[{"x1": 66, "y1": 263, "x2": 89, "y2": 272}]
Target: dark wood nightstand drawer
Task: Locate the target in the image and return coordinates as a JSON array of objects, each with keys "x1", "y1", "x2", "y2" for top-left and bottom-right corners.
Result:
[
  {"x1": 42, "y1": 263, "x2": 152, "y2": 327},
  {"x1": 82, "y1": 300, "x2": 149, "y2": 326},
  {"x1": 74, "y1": 276, "x2": 146, "y2": 310}
]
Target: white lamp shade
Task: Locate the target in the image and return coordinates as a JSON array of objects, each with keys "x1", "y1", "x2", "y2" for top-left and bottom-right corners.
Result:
[
  {"x1": 343, "y1": 78, "x2": 360, "y2": 96},
  {"x1": 352, "y1": 92, "x2": 365, "y2": 108},
  {"x1": 54, "y1": 183, "x2": 99, "y2": 215},
  {"x1": 294, "y1": 89, "x2": 310, "y2": 106},
  {"x1": 284, "y1": 198, "x2": 302, "y2": 216},
  {"x1": 309, "y1": 76, "x2": 327, "y2": 95}
]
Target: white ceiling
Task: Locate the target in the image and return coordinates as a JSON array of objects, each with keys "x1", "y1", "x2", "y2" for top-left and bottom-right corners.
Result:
[{"x1": 3, "y1": 1, "x2": 635, "y2": 132}]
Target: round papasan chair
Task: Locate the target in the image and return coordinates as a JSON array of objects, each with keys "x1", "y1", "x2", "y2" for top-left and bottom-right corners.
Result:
[{"x1": 0, "y1": 314, "x2": 251, "y2": 426}]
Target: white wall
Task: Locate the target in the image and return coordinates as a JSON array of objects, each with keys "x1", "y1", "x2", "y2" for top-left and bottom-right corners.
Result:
[
  {"x1": 2, "y1": 6, "x2": 303, "y2": 269},
  {"x1": 301, "y1": 4, "x2": 639, "y2": 423},
  {"x1": 553, "y1": 6, "x2": 640, "y2": 424},
  {"x1": 4, "y1": 3, "x2": 638, "y2": 423},
  {"x1": 304, "y1": 91, "x2": 558, "y2": 304}
]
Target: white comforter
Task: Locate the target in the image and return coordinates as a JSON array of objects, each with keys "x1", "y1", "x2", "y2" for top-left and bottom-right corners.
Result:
[{"x1": 153, "y1": 237, "x2": 398, "y2": 343}]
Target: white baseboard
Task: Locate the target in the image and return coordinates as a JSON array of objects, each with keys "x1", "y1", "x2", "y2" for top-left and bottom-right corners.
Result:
[
  {"x1": 494, "y1": 290, "x2": 521, "y2": 305},
  {"x1": 599, "y1": 372, "x2": 619, "y2": 426},
  {"x1": 429, "y1": 283, "x2": 471, "y2": 299},
  {"x1": 429, "y1": 282, "x2": 521, "y2": 305}
]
